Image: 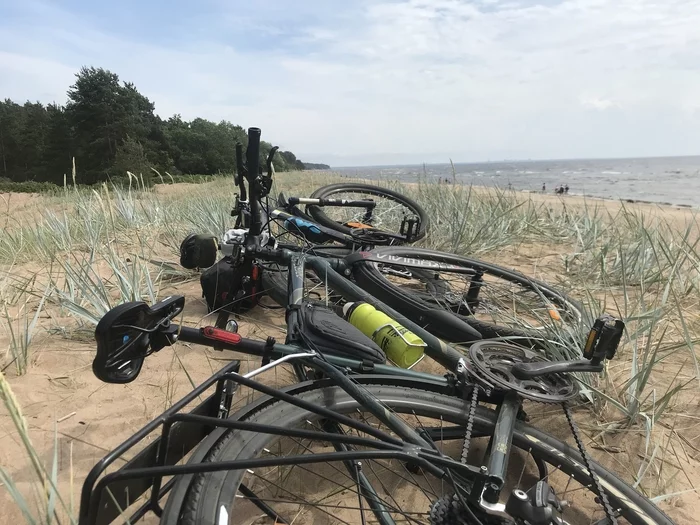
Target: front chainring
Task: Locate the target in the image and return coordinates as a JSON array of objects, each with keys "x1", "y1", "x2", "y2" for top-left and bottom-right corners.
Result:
[{"x1": 468, "y1": 341, "x2": 578, "y2": 403}]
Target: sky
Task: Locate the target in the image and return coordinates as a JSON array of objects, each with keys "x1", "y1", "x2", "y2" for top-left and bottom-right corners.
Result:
[{"x1": 1, "y1": 0, "x2": 700, "y2": 166}]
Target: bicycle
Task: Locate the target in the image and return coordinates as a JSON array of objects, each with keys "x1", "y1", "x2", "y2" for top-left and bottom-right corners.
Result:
[
  {"x1": 77, "y1": 129, "x2": 674, "y2": 524},
  {"x1": 181, "y1": 127, "x2": 586, "y2": 349},
  {"x1": 229, "y1": 136, "x2": 429, "y2": 248},
  {"x1": 79, "y1": 292, "x2": 672, "y2": 524}
]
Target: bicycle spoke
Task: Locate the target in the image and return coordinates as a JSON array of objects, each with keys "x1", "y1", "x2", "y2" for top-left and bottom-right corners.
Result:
[
  {"x1": 173, "y1": 378, "x2": 660, "y2": 525},
  {"x1": 257, "y1": 435, "x2": 431, "y2": 522}
]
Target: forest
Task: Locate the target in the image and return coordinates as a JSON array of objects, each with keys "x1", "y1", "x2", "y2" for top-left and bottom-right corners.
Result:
[{"x1": 0, "y1": 67, "x2": 328, "y2": 186}]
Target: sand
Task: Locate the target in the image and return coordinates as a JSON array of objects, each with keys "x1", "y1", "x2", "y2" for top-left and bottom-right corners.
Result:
[{"x1": 0, "y1": 185, "x2": 698, "y2": 524}]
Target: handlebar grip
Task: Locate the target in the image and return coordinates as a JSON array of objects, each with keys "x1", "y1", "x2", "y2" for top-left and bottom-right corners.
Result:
[{"x1": 246, "y1": 128, "x2": 261, "y2": 182}]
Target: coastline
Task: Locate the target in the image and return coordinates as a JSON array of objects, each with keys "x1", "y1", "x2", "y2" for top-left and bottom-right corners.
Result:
[
  {"x1": 378, "y1": 178, "x2": 700, "y2": 233},
  {"x1": 519, "y1": 188, "x2": 696, "y2": 210},
  {"x1": 393, "y1": 178, "x2": 699, "y2": 213},
  {"x1": 338, "y1": 169, "x2": 700, "y2": 213},
  {"x1": 391, "y1": 179, "x2": 700, "y2": 227},
  {"x1": 476, "y1": 185, "x2": 700, "y2": 229}
]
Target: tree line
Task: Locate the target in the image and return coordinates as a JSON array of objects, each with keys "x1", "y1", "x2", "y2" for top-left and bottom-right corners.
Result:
[{"x1": 0, "y1": 67, "x2": 329, "y2": 186}]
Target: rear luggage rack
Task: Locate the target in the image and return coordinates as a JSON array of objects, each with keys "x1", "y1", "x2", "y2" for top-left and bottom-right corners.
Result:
[{"x1": 79, "y1": 359, "x2": 241, "y2": 525}]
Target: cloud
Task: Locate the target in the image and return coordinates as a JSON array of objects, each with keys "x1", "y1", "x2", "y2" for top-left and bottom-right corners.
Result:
[
  {"x1": 580, "y1": 97, "x2": 618, "y2": 111},
  {"x1": 1, "y1": 0, "x2": 700, "y2": 164}
]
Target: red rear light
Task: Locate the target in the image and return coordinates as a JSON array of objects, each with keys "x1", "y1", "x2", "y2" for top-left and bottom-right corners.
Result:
[{"x1": 202, "y1": 326, "x2": 242, "y2": 345}]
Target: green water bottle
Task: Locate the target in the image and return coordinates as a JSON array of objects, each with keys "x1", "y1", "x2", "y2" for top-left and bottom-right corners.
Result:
[{"x1": 343, "y1": 302, "x2": 426, "y2": 368}]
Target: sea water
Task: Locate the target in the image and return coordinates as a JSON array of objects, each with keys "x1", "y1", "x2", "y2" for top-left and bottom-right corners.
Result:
[{"x1": 335, "y1": 156, "x2": 700, "y2": 208}]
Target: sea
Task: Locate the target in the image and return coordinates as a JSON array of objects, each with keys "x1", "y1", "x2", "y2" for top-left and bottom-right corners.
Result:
[{"x1": 335, "y1": 156, "x2": 700, "y2": 208}]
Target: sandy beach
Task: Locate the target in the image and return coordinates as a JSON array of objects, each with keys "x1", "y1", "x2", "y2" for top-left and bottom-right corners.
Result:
[{"x1": 1, "y1": 181, "x2": 698, "y2": 524}]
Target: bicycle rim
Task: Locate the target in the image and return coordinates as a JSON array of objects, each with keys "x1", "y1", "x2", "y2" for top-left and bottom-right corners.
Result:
[{"x1": 307, "y1": 183, "x2": 428, "y2": 242}]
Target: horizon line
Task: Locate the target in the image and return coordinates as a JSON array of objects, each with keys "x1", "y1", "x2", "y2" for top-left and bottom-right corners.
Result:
[{"x1": 326, "y1": 152, "x2": 700, "y2": 170}]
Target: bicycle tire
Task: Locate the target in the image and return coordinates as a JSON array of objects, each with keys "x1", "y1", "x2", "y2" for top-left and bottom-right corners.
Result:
[
  {"x1": 306, "y1": 183, "x2": 429, "y2": 242},
  {"x1": 352, "y1": 246, "x2": 585, "y2": 346},
  {"x1": 171, "y1": 379, "x2": 672, "y2": 525}
]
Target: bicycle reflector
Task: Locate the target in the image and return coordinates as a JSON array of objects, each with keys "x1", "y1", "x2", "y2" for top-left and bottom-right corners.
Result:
[{"x1": 583, "y1": 314, "x2": 625, "y2": 364}]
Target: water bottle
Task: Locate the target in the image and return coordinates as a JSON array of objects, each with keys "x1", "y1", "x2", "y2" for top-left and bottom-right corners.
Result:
[{"x1": 343, "y1": 302, "x2": 425, "y2": 368}]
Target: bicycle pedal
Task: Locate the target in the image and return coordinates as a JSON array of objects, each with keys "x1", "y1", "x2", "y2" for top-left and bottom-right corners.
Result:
[{"x1": 583, "y1": 314, "x2": 625, "y2": 364}]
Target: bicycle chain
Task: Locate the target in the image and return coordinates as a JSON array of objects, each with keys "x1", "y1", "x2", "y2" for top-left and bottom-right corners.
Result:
[
  {"x1": 460, "y1": 383, "x2": 480, "y2": 465},
  {"x1": 563, "y1": 402, "x2": 618, "y2": 524}
]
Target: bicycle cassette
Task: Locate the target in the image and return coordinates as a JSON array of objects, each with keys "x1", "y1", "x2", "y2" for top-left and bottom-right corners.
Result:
[{"x1": 467, "y1": 341, "x2": 578, "y2": 403}]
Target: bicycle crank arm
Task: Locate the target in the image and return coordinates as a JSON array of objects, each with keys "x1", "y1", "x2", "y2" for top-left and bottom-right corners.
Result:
[{"x1": 511, "y1": 359, "x2": 603, "y2": 379}]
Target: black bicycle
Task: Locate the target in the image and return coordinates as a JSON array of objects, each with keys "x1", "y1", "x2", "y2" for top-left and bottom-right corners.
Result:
[
  {"x1": 80, "y1": 288, "x2": 672, "y2": 524},
  {"x1": 77, "y1": 128, "x2": 674, "y2": 525},
  {"x1": 231, "y1": 139, "x2": 429, "y2": 248},
  {"x1": 182, "y1": 128, "x2": 586, "y2": 349}
]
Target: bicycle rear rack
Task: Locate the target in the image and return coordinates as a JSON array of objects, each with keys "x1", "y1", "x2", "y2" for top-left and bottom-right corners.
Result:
[{"x1": 79, "y1": 351, "x2": 486, "y2": 525}]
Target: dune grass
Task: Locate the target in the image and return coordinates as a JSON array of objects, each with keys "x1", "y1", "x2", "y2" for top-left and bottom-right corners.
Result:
[{"x1": 1, "y1": 171, "x2": 699, "y2": 520}]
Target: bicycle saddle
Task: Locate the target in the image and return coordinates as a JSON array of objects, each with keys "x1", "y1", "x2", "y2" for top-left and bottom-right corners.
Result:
[{"x1": 93, "y1": 296, "x2": 185, "y2": 384}]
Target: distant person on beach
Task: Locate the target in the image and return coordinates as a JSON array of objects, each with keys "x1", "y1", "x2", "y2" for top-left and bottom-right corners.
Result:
[
  {"x1": 542, "y1": 183, "x2": 546, "y2": 192},
  {"x1": 565, "y1": 184, "x2": 569, "y2": 194}
]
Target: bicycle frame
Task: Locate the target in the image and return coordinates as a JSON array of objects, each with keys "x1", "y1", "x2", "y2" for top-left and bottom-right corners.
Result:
[{"x1": 80, "y1": 236, "x2": 529, "y2": 524}]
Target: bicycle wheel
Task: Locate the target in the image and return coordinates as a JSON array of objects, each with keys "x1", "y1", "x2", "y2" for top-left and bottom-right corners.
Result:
[
  {"x1": 172, "y1": 379, "x2": 672, "y2": 524},
  {"x1": 306, "y1": 183, "x2": 429, "y2": 242},
  {"x1": 352, "y1": 246, "x2": 585, "y2": 345}
]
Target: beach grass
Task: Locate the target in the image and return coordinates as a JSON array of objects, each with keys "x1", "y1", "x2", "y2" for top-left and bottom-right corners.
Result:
[{"x1": 1, "y1": 171, "x2": 698, "y2": 521}]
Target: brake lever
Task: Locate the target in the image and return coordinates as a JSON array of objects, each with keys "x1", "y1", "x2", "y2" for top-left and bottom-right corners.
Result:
[
  {"x1": 266, "y1": 146, "x2": 279, "y2": 176},
  {"x1": 235, "y1": 142, "x2": 248, "y2": 200}
]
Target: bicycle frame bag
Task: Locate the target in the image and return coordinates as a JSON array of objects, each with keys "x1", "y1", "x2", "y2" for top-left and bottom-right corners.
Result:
[
  {"x1": 296, "y1": 302, "x2": 386, "y2": 364},
  {"x1": 200, "y1": 257, "x2": 261, "y2": 314}
]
